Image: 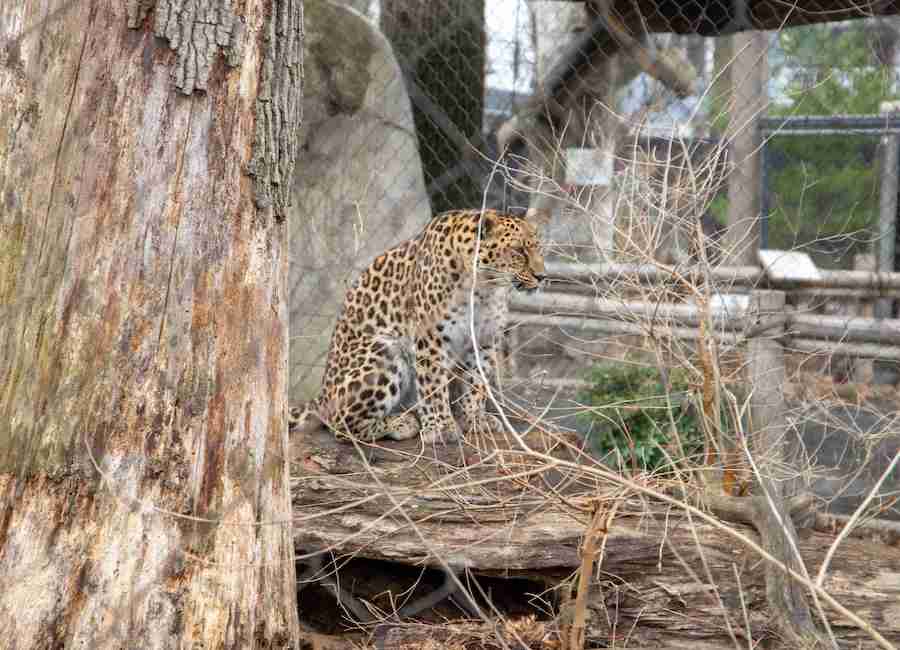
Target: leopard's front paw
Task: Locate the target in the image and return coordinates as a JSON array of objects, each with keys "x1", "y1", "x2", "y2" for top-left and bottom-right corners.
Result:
[
  {"x1": 383, "y1": 413, "x2": 421, "y2": 441},
  {"x1": 419, "y1": 419, "x2": 461, "y2": 445},
  {"x1": 462, "y1": 413, "x2": 506, "y2": 436}
]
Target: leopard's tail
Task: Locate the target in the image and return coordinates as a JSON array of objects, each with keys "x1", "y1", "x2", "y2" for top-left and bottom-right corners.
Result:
[{"x1": 288, "y1": 401, "x2": 328, "y2": 436}]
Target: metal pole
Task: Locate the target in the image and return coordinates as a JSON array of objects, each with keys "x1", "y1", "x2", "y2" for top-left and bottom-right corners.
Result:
[
  {"x1": 877, "y1": 128, "x2": 899, "y2": 319},
  {"x1": 760, "y1": 139, "x2": 770, "y2": 249},
  {"x1": 759, "y1": 114, "x2": 900, "y2": 134},
  {"x1": 875, "y1": 103, "x2": 900, "y2": 383}
]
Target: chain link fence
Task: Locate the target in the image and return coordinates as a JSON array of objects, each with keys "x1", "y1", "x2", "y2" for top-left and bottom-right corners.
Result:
[
  {"x1": 762, "y1": 119, "x2": 888, "y2": 271},
  {"x1": 289, "y1": 2, "x2": 900, "y2": 637},
  {"x1": 291, "y1": 0, "x2": 900, "y2": 399}
]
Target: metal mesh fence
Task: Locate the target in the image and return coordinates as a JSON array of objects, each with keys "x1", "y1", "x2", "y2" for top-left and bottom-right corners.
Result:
[
  {"x1": 290, "y1": 0, "x2": 900, "y2": 398},
  {"x1": 763, "y1": 125, "x2": 884, "y2": 271}
]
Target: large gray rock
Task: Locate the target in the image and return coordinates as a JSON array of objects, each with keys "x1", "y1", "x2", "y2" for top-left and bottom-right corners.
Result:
[{"x1": 289, "y1": 1, "x2": 430, "y2": 400}]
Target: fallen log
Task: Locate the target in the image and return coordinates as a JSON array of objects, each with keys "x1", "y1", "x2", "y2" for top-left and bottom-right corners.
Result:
[{"x1": 291, "y1": 420, "x2": 900, "y2": 648}]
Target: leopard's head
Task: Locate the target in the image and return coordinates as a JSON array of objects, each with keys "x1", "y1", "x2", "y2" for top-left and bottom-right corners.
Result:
[{"x1": 461, "y1": 210, "x2": 545, "y2": 292}]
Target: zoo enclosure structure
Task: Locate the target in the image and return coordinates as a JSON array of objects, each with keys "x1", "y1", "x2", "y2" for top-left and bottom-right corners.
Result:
[
  {"x1": 510, "y1": 253, "x2": 900, "y2": 363},
  {"x1": 758, "y1": 112, "x2": 900, "y2": 281},
  {"x1": 291, "y1": 1, "x2": 900, "y2": 400},
  {"x1": 505, "y1": 251, "x2": 900, "y2": 528},
  {"x1": 506, "y1": 250, "x2": 900, "y2": 423}
]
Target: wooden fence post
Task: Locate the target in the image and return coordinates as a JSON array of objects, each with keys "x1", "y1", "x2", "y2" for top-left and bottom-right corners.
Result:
[
  {"x1": 723, "y1": 31, "x2": 767, "y2": 266},
  {"x1": 877, "y1": 101, "x2": 900, "y2": 320},
  {"x1": 876, "y1": 102, "x2": 900, "y2": 384},
  {"x1": 853, "y1": 253, "x2": 876, "y2": 382},
  {"x1": 746, "y1": 290, "x2": 791, "y2": 493},
  {"x1": 745, "y1": 290, "x2": 819, "y2": 639}
]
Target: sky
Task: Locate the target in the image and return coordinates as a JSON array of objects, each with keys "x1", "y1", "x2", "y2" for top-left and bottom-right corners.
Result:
[{"x1": 485, "y1": 0, "x2": 535, "y2": 93}]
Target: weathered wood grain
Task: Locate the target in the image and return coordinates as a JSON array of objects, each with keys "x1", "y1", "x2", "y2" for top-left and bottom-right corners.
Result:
[
  {"x1": 0, "y1": 0, "x2": 301, "y2": 646},
  {"x1": 292, "y1": 423, "x2": 900, "y2": 648}
]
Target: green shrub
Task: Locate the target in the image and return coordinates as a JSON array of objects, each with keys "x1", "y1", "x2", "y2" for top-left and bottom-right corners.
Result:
[{"x1": 577, "y1": 364, "x2": 705, "y2": 471}]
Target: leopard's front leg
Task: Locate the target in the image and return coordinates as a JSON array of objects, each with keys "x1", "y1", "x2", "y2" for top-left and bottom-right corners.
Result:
[
  {"x1": 414, "y1": 331, "x2": 461, "y2": 444},
  {"x1": 454, "y1": 343, "x2": 505, "y2": 435}
]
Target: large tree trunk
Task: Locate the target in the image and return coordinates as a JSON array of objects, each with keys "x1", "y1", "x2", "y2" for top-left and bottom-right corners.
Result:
[
  {"x1": 0, "y1": 0, "x2": 302, "y2": 646},
  {"x1": 381, "y1": 0, "x2": 486, "y2": 214}
]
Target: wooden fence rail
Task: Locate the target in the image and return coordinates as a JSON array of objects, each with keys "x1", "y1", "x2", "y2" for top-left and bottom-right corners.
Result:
[
  {"x1": 510, "y1": 292, "x2": 751, "y2": 328},
  {"x1": 512, "y1": 292, "x2": 900, "y2": 347},
  {"x1": 543, "y1": 259, "x2": 900, "y2": 295},
  {"x1": 512, "y1": 251, "x2": 900, "y2": 360}
]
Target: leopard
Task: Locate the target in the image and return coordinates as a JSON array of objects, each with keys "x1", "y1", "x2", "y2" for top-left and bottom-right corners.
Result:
[{"x1": 290, "y1": 208, "x2": 546, "y2": 444}]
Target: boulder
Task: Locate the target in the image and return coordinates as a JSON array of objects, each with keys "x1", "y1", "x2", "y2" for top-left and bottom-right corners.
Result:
[{"x1": 289, "y1": 0, "x2": 430, "y2": 400}]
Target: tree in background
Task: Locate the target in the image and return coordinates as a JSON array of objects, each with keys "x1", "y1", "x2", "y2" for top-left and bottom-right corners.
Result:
[
  {"x1": 766, "y1": 19, "x2": 899, "y2": 268},
  {"x1": 382, "y1": 0, "x2": 487, "y2": 214}
]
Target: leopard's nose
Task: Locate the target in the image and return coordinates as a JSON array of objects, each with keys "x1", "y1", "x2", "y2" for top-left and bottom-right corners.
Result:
[{"x1": 534, "y1": 274, "x2": 546, "y2": 283}]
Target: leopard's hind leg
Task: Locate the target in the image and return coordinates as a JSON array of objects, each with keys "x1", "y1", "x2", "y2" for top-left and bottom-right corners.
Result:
[
  {"x1": 357, "y1": 412, "x2": 420, "y2": 441},
  {"x1": 319, "y1": 335, "x2": 420, "y2": 442}
]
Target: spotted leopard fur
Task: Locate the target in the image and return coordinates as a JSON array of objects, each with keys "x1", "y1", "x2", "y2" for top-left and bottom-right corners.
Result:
[{"x1": 290, "y1": 209, "x2": 545, "y2": 443}]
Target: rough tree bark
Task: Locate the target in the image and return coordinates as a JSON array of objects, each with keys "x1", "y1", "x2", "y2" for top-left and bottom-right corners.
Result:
[{"x1": 0, "y1": 0, "x2": 302, "y2": 647}]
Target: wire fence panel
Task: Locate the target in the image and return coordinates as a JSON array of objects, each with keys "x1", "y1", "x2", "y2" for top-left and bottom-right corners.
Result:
[{"x1": 290, "y1": 0, "x2": 900, "y2": 398}]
